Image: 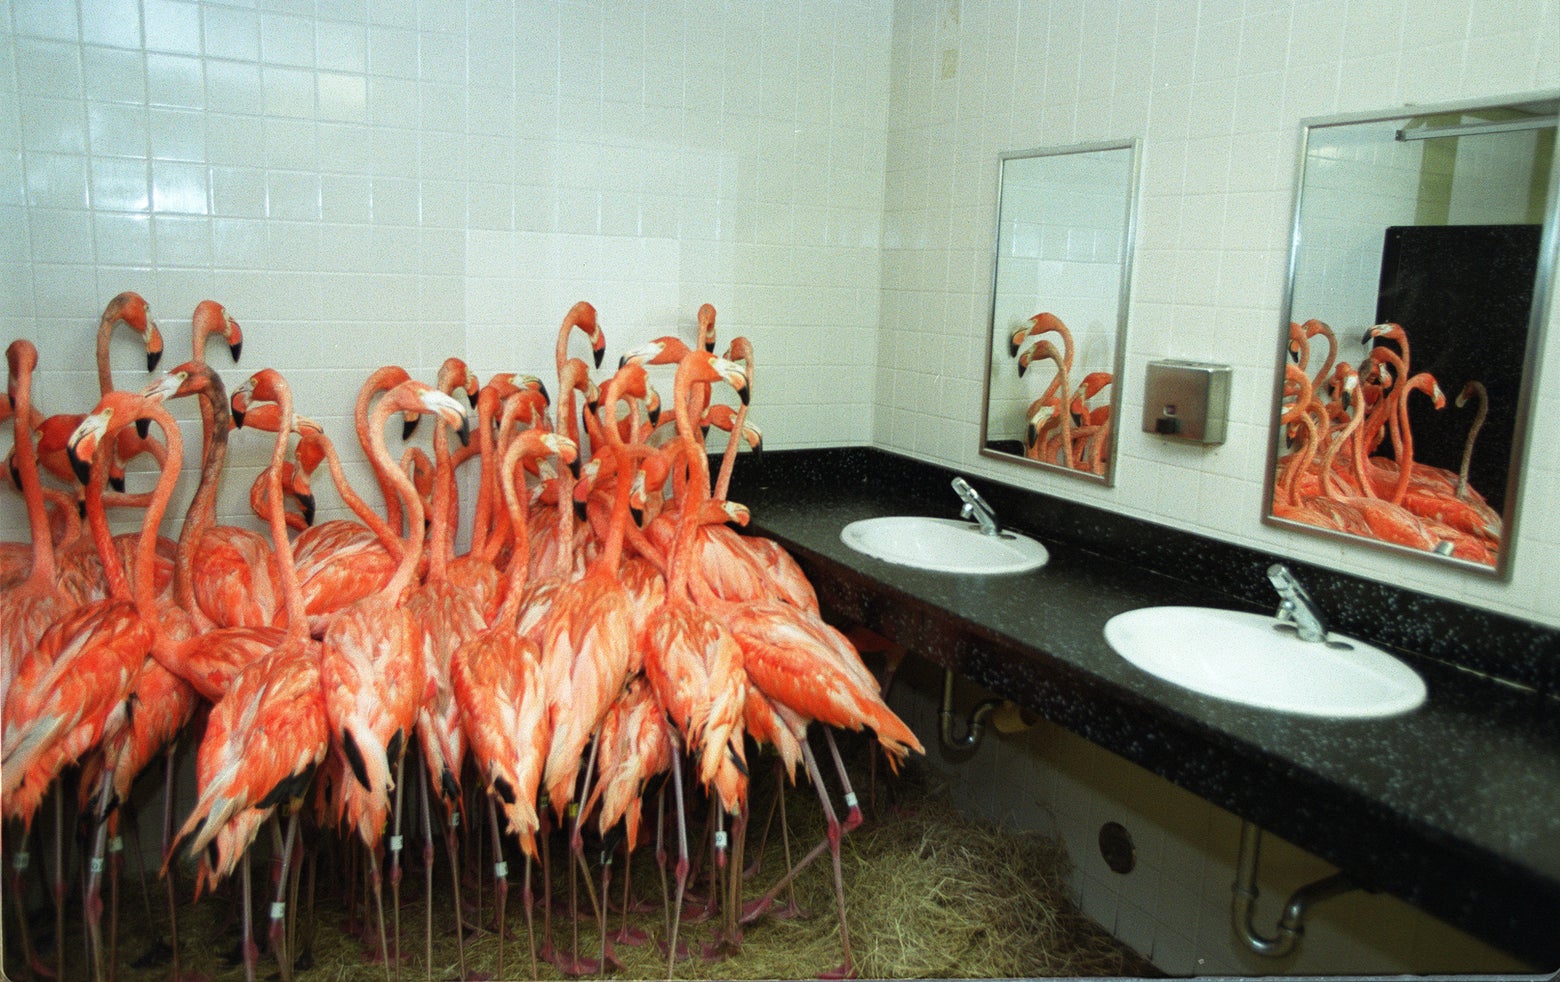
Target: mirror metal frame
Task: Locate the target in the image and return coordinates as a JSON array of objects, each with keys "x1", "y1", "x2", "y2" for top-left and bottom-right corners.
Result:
[
  {"x1": 1262, "y1": 91, "x2": 1560, "y2": 579},
  {"x1": 979, "y1": 137, "x2": 1142, "y2": 487}
]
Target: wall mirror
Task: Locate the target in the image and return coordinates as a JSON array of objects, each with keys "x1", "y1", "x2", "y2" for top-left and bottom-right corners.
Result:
[
  {"x1": 1265, "y1": 92, "x2": 1559, "y2": 577},
  {"x1": 980, "y1": 139, "x2": 1140, "y2": 485}
]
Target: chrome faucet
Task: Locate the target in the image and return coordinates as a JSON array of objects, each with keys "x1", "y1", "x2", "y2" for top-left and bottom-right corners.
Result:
[
  {"x1": 952, "y1": 477, "x2": 1002, "y2": 536},
  {"x1": 1267, "y1": 563, "x2": 1329, "y2": 643}
]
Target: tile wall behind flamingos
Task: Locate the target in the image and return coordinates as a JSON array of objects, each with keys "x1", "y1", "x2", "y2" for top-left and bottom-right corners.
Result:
[{"x1": 1, "y1": 0, "x2": 890, "y2": 545}]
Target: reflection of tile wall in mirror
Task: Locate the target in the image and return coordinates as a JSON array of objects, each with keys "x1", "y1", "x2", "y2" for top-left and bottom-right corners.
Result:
[{"x1": 1267, "y1": 94, "x2": 1558, "y2": 578}]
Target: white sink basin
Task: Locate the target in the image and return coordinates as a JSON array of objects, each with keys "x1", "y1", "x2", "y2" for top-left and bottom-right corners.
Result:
[
  {"x1": 1103, "y1": 606, "x2": 1426, "y2": 718},
  {"x1": 840, "y1": 516, "x2": 1049, "y2": 574}
]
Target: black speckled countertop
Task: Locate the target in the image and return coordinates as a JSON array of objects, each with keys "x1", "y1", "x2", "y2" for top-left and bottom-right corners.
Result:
[{"x1": 726, "y1": 446, "x2": 1560, "y2": 970}]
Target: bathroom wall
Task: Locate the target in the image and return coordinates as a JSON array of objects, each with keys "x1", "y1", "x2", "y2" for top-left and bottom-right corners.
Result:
[
  {"x1": 0, "y1": 0, "x2": 891, "y2": 539},
  {"x1": 877, "y1": 0, "x2": 1560, "y2": 628}
]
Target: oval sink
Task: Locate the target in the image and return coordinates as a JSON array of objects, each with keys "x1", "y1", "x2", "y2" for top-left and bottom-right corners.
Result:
[
  {"x1": 1103, "y1": 606, "x2": 1426, "y2": 718},
  {"x1": 840, "y1": 516, "x2": 1049, "y2": 574}
]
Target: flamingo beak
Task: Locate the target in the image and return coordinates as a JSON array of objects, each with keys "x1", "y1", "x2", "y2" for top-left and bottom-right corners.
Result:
[
  {"x1": 402, "y1": 414, "x2": 421, "y2": 441},
  {"x1": 229, "y1": 340, "x2": 243, "y2": 361},
  {"x1": 711, "y1": 357, "x2": 749, "y2": 406},
  {"x1": 67, "y1": 442, "x2": 93, "y2": 486},
  {"x1": 573, "y1": 498, "x2": 588, "y2": 523},
  {"x1": 7, "y1": 458, "x2": 20, "y2": 490},
  {"x1": 723, "y1": 501, "x2": 750, "y2": 526},
  {"x1": 109, "y1": 473, "x2": 127, "y2": 493},
  {"x1": 134, "y1": 417, "x2": 152, "y2": 440},
  {"x1": 76, "y1": 496, "x2": 86, "y2": 519},
  {"x1": 455, "y1": 417, "x2": 470, "y2": 447},
  {"x1": 299, "y1": 494, "x2": 316, "y2": 527},
  {"x1": 145, "y1": 322, "x2": 164, "y2": 373}
]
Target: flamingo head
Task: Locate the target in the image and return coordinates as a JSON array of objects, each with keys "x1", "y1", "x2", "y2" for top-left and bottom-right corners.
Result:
[
  {"x1": 1456, "y1": 380, "x2": 1487, "y2": 410},
  {"x1": 619, "y1": 336, "x2": 691, "y2": 369},
  {"x1": 561, "y1": 301, "x2": 604, "y2": 368},
  {"x1": 68, "y1": 391, "x2": 150, "y2": 486},
  {"x1": 6, "y1": 339, "x2": 38, "y2": 387},
  {"x1": 192, "y1": 300, "x2": 243, "y2": 362},
  {"x1": 438, "y1": 356, "x2": 481, "y2": 408},
  {"x1": 1016, "y1": 339, "x2": 1062, "y2": 379},
  {"x1": 689, "y1": 353, "x2": 749, "y2": 406}
]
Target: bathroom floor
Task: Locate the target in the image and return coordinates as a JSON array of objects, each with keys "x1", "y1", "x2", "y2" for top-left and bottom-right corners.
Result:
[{"x1": 8, "y1": 744, "x2": 1158, "y2": 980}]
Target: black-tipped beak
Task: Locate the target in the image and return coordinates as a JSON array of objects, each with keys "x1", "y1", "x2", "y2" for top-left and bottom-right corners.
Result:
[
  {"x1": 617, "y1": 354, "x2": 628, "y2": 370},
  {"x1": 455, "y1": 419, "x2": 470, "y2": 447},
  {"x1": 704, "y1": 338, "x2": 715, "y2": 353},
  {"x1": 232, "y1": 407, "x2": 245, "y2": 428},
  {"x1": 1017, "y1": 361, "x2": 1028, "y2": 378},
  {"x1": 76, "y1": 497, "x2": 87, "y2": 519},
  {"x1": 467, "y1": 390, "x2": 478, "y2": 408},
  {"x1": 229, "y1": 340, "x2": 243, "y2": 362},
  {"x1": 147, "y1": 350, "x2": 162, "y2": 373},
  {"x1": 569, "y1": 454, "x2": 581, "y2": 481},
  {"x1": 7, "y1": 460, "x2": 19, "y2": 490},
  {"x1": 135, "y1": 418, "x2": 151, "y2": 440},
  {"x1": 647, "y1": 405, "x2": 660, "y2": 427},
  {"x1": 299, "y1": 494, "x2": 316, "y2": 527},
  {"x1": 1008, "y1": 337, "x2": 1021, "y2": 358},
  {"x1": 751, "y1": 436, "x2": 763, "y2": 456},
  {"x1": 737, "y1": 385, "x2": 749, "y2": 407},
  {"x1": 701, "y1": 423, "x2": 710, "y2": 440},
  {"x1": 593, "y1": 349, "x2": 605, "y2": 369},
  {"x1": 402, "y1": 416, "x2": 420, "y2": 441},
  {"x1": 69, "y1": 447, "x2": 91, "y2": 486},
  {"x1": 573, "y1": 499, "x2": 588, "y2": 523},
  {"x1": 630, "y1": 505, "x2": 644, "y2": 527},
  {"x1": 536, "y1": 381, "x2": 551, "y2": 406},
  {"x1": 109, "y1": 474, "x2": 126, "y2": 493},
  {"x1": 1026, "y1": 423, "x2": 1038, "y2": 446}
]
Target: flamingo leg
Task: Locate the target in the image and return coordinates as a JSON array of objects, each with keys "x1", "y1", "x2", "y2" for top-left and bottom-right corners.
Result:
[
  {"x1": 366, "y1": 846, "x2": 390, "y2": 982},
  {"x1": 106, "y1": 820, "x2": 121, "y2": 982},
  {"x1": 160, "y1": 748, "x2": 181, "y2": 982},
  {"x1": 7, "y1": 827, "x2": 53, "y2": 981},
  {"x1": 522, "y1": 850, "x2": 537, "y2": 981},
  {"x1": 84, "y1": 777, "x2": 114, "y2": 982},
  {"x1": 665, "y1": 739, "x2": 690, "y2": 979},
  {"x1": 388, "y1": 748, "x2": 407, "y2": 982},
  {"x1": 268, "y1": 811, "x2": 300, "y2": 982},
  {"x1": 441, "y1": 806, "x2": 469, "y2": 976},
  {"x1": 54, "y1": 790, "x2": 66, "y2": 981},
  {"x1": 485, "y1": 796, "x2": 508, "y2": 982},
  {"x1": 240, "y1": 851, "x2": 258, "y2": 982}
]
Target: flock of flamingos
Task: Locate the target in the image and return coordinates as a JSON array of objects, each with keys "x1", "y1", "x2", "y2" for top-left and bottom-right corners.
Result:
[
  {"x1": 1, "y1": 293, "x2": 923, "y2": 981},
  {"x1": 1273, "y1": 318, "x2": 1502, "y2": 565},
  {"x1": 1009, "y1": 313, "x2": 1113, "y2": 476}
]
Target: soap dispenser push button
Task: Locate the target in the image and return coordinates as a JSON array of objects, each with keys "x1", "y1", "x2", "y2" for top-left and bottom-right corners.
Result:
[{"x1": 1142, "y1": 360, "x2": 1230, "y2": 444}]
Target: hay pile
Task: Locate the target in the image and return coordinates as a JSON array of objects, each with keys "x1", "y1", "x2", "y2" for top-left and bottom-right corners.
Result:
[{"x1": 24, "y1": 750, "x2": 1155, "y2": 981}]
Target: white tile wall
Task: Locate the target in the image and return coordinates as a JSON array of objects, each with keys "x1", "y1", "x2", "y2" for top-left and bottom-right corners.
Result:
[
  {"x1": 880, "y1": 0, "x2": 1560, "y2": 628},
  {"x1": 1, "y1": 0, "x2": 891, "y2": 541}
]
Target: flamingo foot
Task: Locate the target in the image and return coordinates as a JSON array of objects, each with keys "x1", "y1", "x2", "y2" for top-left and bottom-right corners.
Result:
[
  {"x1": 818, "y1": 961, "x2": 857, "y2": 980},
  {"x1": 610, "y1": 924, "x2": 650, "y2": 946},
  {"x1": 541, "y1": 948, "x2": 600, "y2": 976},
  {"x1": 656, "y1": 937, "x2": 693, "y2": 964}
]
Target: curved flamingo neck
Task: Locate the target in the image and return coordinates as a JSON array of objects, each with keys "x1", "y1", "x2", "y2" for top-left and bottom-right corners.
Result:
[
  {"x1": 355, "y1": 367, "x2": 410, "y2": 534},
  {"x1": 310, "y1": 431, "x2": 405, "y2": 557},
  {"x1": 9, "y1": 346, "x2": 58, "y2": 584},
  {"x1": 174, "y1": 370, "x2": 231, "y2": 628},
  {"x1": 425, "y1": 418, "x2": 456, "y2": 582},
  {"x1": 82, "y1": 439, "x2": 132, "y2": 599},
  {"x1": 130, "y1": 403, "x2": 183, "y2": 622},
  {"x1": 367, "y1": 396, "x2": 424, "y2": 598},
  {"x1": 95, "y1": 313, "x2": 118, "y2": 395},
  {"x1": 713, "y1": 340, "x2": 752, "y2": 500},
  {"x1": 266, "y1": 384, "x2": 310, "y2": 636},
  {"x1": 494, "y1": 431, "x2": 543, "y2": 624}
]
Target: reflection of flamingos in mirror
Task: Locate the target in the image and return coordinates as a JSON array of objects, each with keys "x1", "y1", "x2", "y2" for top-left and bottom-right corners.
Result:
[
  {"x1": 1011, "y1": 312, "x2": 1112, "y2": 475},
  {"x1": 1272, "y1": 319, "x2": 1500, "y2": 565}
]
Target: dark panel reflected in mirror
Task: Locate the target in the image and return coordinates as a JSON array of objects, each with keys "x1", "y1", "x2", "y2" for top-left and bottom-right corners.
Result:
[
  {"x1": 980, "y1": 139, "x2": 1140, "y2": 485},
  {"x1": 1267, "y1": 94, "x2": 1558, "y2": 577}
]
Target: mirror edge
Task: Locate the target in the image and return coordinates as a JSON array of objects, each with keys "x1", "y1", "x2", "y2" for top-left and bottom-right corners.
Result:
[
  {"x1": 1259, "y1": 89, "x2": 1560, "y2": 581},
  {"x1": 977, "y1": 136, "x2": 1144, "y2": 489}
]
